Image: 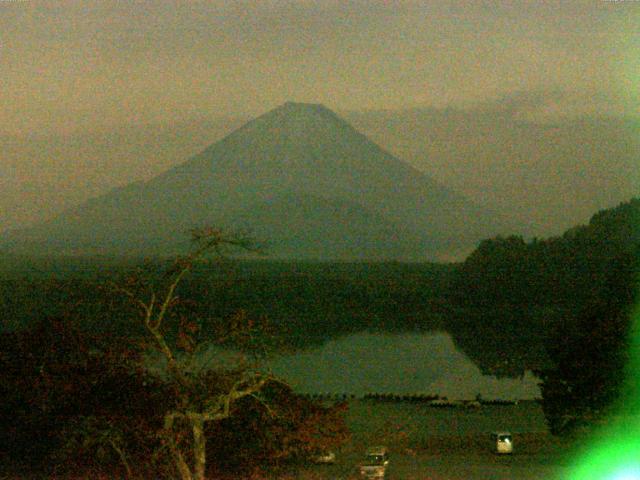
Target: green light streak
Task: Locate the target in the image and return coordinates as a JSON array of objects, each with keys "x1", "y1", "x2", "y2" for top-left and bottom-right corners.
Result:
[
  {"x1": 565, "y1": 307, "x2": 640, "y2": 480},
  {"x1": 563, "y1": 310, "x2": 640, "y2": 462},
  {"x1": 567, "y1": 427, "x2": 640, "y2": 479}
]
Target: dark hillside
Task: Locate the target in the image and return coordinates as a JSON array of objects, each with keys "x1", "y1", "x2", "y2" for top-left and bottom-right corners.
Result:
[{"x1": 446, "y1": 198, "x2": 640, "y2": 377}]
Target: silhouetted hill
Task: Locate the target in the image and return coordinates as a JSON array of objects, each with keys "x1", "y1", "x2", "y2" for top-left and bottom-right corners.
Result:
[
  {"x1": 446, "y1": 197, "x2": 640, "y2": 377},
  {"x1": 3, "y1": 102, "x2": 512, "y2": 260}
]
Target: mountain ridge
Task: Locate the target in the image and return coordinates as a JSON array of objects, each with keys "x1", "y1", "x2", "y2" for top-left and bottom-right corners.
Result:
[{"x1": 2, "y1": 102, "x2": 514, "y2": 261}]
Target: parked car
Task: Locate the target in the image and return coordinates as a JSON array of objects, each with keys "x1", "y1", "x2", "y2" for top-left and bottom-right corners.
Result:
[
  {"x1": 311, "y1": 451, "x2": 336, "y2": 464},
  {"x1": 491, "y1": 431, "x2": 513, "y2": 454},
  {"x1": 359, "y1": 446, "x2": 389, "y2": 478}
]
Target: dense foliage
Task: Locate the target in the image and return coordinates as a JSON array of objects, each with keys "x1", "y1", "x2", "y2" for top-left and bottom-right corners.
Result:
[
  {"x1": 0, "y1": 317, "x2": 166, "y2": 476},
  {"x1": 449, "y1": 198, "x2": 640, "y2": 432},
  {"x1": 447, "y1": 199, "x2": 639, "y2": 375},
  {"x1": 0, "y1": 317, "x2": 348, "y2": 478},
  {"x1": 537, "y1": 273, "x2": 635, "y2": 435}
]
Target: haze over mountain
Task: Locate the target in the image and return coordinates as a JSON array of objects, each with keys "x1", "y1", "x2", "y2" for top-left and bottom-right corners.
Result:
[
  {"x1": 346, "y1": 94, "x2": 640, "y2": 237},
  {"x1": 2, "y1": 102, "x2": 511, "y2": 261},
  {"x1": 2, "y1": 93, "x2": 637, "y2": 240},
  {"x1": 2, "y1": 2, "x2": 636, "y2": 242}
]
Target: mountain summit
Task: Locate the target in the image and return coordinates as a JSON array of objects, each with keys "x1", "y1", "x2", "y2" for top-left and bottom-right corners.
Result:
[{"x1": 3, "y1": 103, "x2": 512, "y2": 260}]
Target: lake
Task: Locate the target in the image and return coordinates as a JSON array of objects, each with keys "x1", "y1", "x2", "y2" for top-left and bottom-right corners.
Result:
[
  {"x1": 267, "y1": 331, "x2": 541, "y2": 400},
  {"x1": 147, "y1": 330, "x2": 541, "y2": 401}
]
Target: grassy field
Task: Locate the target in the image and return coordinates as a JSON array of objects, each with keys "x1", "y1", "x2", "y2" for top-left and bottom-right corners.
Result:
[
  {"x1": 346, "y1": 399, "x2": 546, "y2": 443},
  {"x1": 293, "y1": 400, "x2": 572, "y2": 480}
]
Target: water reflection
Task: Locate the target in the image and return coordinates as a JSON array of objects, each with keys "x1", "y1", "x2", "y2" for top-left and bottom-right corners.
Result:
[{"x1": 268, "y1": 331, "x2": 540, "y2": 400}]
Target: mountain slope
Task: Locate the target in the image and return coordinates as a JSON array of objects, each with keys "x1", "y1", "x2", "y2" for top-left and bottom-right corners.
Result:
[
  {"x1": 346, "y1": 107, "x2": 640, "y2": 237},
  {"x1": 3, "y1": 102, "x2": 513, "y2": 260}
]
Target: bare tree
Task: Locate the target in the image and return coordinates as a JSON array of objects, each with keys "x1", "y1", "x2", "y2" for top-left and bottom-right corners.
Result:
[{"x1": 115, "y1": 228, "x2": 278, "y2": 480}]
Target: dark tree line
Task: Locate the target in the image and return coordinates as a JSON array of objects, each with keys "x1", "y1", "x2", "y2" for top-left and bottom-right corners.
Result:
[
  {"x1": 448, "y1": 198, "x2": 640, "y2": 433},
  {"x1": 0, "y1": 260, "x2": 453, "y2": 347}
]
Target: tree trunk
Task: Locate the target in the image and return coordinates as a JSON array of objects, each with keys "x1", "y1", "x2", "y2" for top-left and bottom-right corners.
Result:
[
  {"x1": 109, "y1": 440, "x2": 134, "y2": 480},
  {"x1": 192, "y1": 415, "x2": 207, "y2": 480},
  {"x1": 165, "y1": 413, "x2": 194, "y2": 480},
  {"x1": 173, "y1": 446, "x2": 194, "y2": 480}
]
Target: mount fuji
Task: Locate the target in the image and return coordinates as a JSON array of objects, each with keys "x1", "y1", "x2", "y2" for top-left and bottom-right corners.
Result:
[{"x1": 3, "y1": 102, "x2": 514, "y2": 260}]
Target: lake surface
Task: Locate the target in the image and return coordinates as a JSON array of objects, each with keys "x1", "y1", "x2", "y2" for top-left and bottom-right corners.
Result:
[
  {"x1": 148, "y1": 330, "x2": 541, "y2": 401},
  {"x1": 267, "y1": 331, "x2": 541, "y2": 400}
]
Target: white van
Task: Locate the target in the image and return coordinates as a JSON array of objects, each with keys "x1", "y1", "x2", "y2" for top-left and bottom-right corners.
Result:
[
  {"x1": 491, "y1": 431, "x2": 513, "y2": 454},
  {"x1": 360, "y1": 446, "x2": 389, "y2": 479}
]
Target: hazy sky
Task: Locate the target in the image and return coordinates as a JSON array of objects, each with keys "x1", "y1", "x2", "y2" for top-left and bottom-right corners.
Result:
[{"x1": 1, "y1": 0, "x2": 638, "y2": 136}]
